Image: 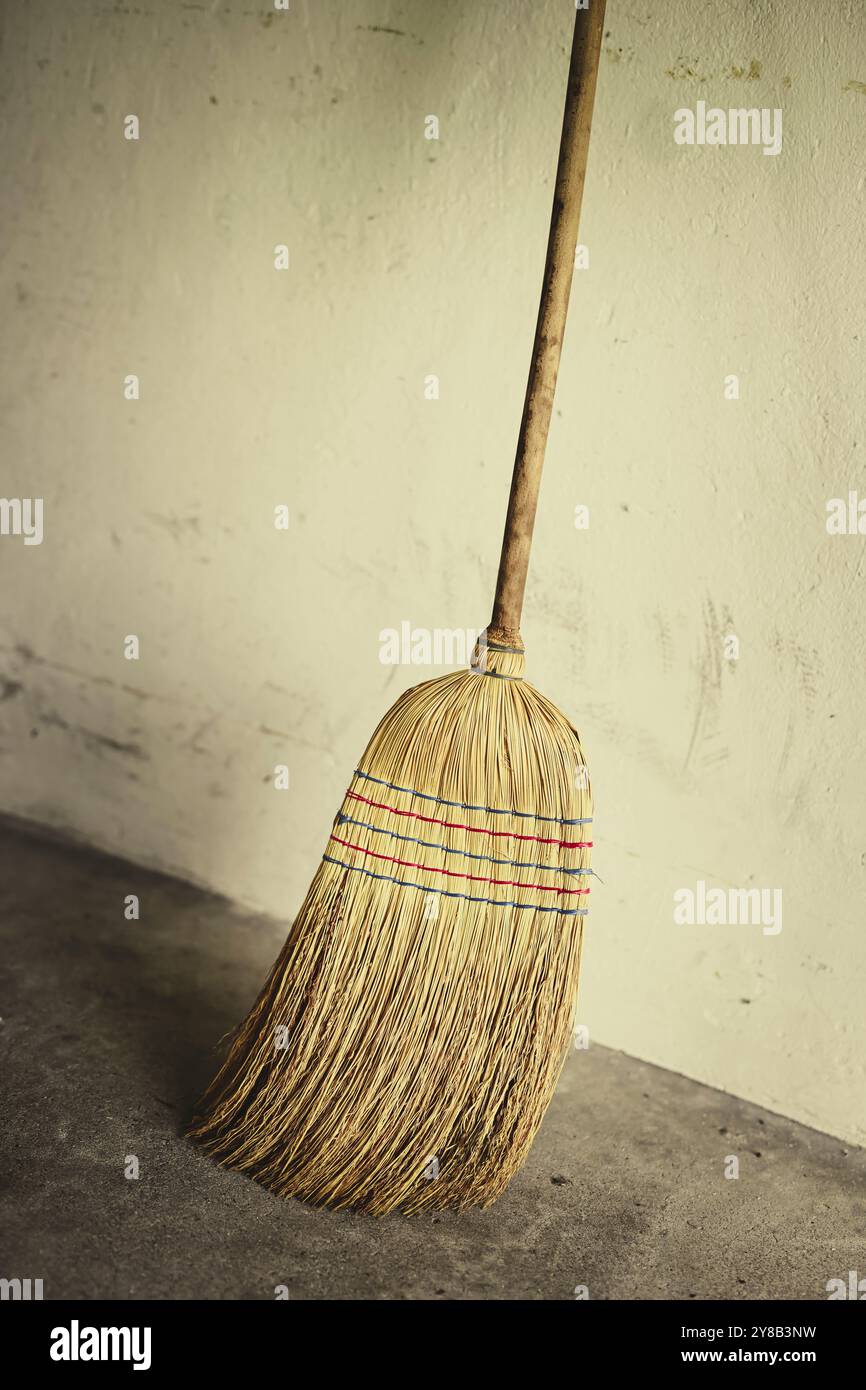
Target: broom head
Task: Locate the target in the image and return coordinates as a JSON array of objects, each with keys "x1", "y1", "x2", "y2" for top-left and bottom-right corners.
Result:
[{"x1": 188, "y1": 632, "x2": 592, "y2": 1214}]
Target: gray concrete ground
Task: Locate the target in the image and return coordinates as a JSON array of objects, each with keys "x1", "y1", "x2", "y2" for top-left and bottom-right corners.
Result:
[{"x1": 0, "y1": 815, "x2": 862, "y2": 1301}]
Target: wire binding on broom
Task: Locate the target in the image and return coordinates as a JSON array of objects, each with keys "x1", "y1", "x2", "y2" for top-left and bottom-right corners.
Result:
[
  {"x1": 327, "y1": 833, "x2": 590, "y2": 897},
  {"x1": 346, "y1": 789, "x2": 592, "y2": 847},
  {"x1": 329, "y1": 757, "x2": 592, "y2": 915},
  {"x1": 335, "y1": 811, "x2": 592, "y2": 874},
  {"x1": 321, "y1": 855, "x2": 588, "y2": 915}
]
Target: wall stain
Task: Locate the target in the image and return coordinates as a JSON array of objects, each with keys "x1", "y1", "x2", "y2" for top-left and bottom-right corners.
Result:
[
  {"x1": 181, "y1": 715, "x2": 218, "y2": 755},
  {"x1": 355, "y1": 25, "x2": 424, "y2": 45},
  {"x1": 145, "y1": 513, "x2": 202, "y2": 543},
  {"x1": 729, "y1": 60, "x2": 762, "y2": 80},
  {"x1": 683, "y1": 595, "x2": 733, "y2": 773},
  {"x1": 666, "y1": 58, "x2": 767, "y2": 82},
  {"x1": 41, "y1": 711, "x2": 147, "y2": 761},
  {"x1": 653, "y1": 610, "x2": 674, "y2": 675},
  {"x1": 770, "y1": 633, "x2": 821, "y2": 715},
  {"x1": 4, "y1": 640, "x2": 335, "y2": 760},
  {"x1": 6, "y1": 642, "x2": 157, "y2": 705}
]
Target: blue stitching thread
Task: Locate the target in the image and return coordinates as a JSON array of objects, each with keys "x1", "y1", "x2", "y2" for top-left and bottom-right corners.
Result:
[
  {"x1": 322, "y1": 855, "x2": 588, "y2": 916},
  {"x1": 336, "y1": 813, "x2": 591, "y2": 875},
  {"x1": 353, "y1": 769, "x2": 592, "y2": 826}
]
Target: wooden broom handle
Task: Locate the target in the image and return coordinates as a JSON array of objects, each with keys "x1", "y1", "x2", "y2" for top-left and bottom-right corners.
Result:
[{"x1": 490, "y1": 0, "x2": 606, "y2": 643}]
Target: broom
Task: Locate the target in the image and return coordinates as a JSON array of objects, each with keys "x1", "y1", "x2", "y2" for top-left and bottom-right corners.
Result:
[{"x1": 188, "y1": 1, "x2": 606, "y2": 1215}]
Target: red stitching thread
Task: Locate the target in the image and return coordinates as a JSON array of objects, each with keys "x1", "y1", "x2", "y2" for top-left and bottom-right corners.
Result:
[
  {"x1": 345, "y1": 791, "x2": 592, "y2": 849},
  {"x1": 331, "y1": 833, "x2": 591, "y2": 893}
]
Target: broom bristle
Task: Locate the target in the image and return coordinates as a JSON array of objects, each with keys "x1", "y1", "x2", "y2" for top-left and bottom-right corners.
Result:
[{"x1": 187, "y1": 636, "x2": 592, "y2": 1214}]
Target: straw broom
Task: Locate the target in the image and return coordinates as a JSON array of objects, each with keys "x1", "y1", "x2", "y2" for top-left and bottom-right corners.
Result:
[{"x1": 188, "y1": 2, "x2": 606, "y2": 1215}]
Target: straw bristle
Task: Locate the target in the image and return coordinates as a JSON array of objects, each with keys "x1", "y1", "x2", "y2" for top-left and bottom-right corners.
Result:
[{"x1": 187, "y1": 637, "x2": 592, "y2": 1214}]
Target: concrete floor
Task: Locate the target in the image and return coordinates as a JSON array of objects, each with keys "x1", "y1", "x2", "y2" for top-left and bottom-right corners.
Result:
[{"x1": 0, "y1": 815, "x2": 862, "y2": 1301}]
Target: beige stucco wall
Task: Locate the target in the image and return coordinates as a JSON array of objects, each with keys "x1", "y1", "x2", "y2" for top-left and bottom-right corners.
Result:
[{"x1": 1, "y1": 0, "x2": 864, "y2": 1145}]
